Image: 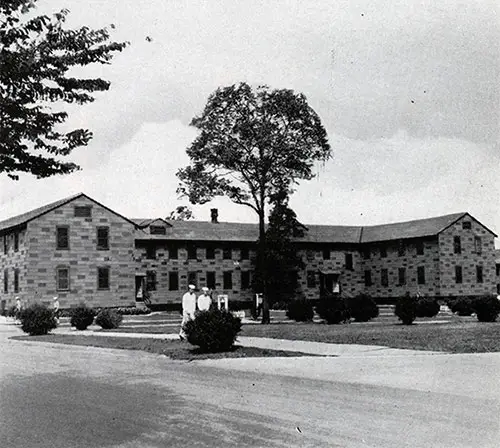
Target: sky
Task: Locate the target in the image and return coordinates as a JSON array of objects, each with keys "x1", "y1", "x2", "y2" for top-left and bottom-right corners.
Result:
[{"x1": 1, "y1": 0, "x2": 499, "y2": 243}]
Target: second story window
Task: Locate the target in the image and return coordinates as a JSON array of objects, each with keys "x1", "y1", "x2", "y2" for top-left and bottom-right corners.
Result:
[
  {"x1": 474, "y1": 236, "x2": 482, "y2": 254},
  {"x1": 345, "y1": 253, "x2": 353, "y2": 271},
  {"x1": 3, "y1": 235, "x2": 7, "y2": 254},
  {"x1": 223, "y1": 247, "x2": 232, "y2": 260},
  {"x1": 187, "y1": 244, "x2": 197, "y2": 260},
  {"x1": 169, "y1": 245, "x2": 178, "y2": 260},
  {"x1": 362, "y1": 248, "x2": 370, "y2": 260},
  {"x1": 240, "y1": 247, "x2": 249, "y2": 260},
  {"x1": 14, "y1": 232, "x2": 19, "y2": 252},
  {"x1": 150, "y1": 225, "x2": 166, "y2": 235},
  {"x1": 97, "y1": 227, "x2": 109, "y2": 250},
  {"x1": 74, "y1": 206, "x2": 91, "y2": 217},
  {"x1": 206, "y1": 246, "x2": 215, "y2": 260},
  {"x1": 322, "y1": 248, "x2": 331, "y2": 260},
  {"x1": 56, "y1": 226, "x2": 69, "y2": 250},
  {"x1": 416, "y1": 241, "x2": 424, "y2": 255},
  {"x1": 398, "y1": 240, "x2": 405, "y2": 257},
  {"x1": 380, "y1": 246, "x2": 387, "y2": 258},
  {"x1": 462, "y1": 221, "x2": 471, "y2": 230},
  {"x1": 146, "y1": 244, "x2": 156, "y2": 260},
  {"x1": 453, "y1": 236, "x2": 461, "y2": 254}
]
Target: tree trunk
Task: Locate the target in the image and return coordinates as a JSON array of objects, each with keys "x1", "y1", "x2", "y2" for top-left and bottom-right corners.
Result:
[{"x1": 258, "y1": 209, "x2": 271, "y2": 324}]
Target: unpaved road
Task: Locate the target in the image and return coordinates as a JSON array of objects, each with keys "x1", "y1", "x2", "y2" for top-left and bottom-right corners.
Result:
[{"x1": 1, "y1": 322, "x2": 499, "y2": 447}]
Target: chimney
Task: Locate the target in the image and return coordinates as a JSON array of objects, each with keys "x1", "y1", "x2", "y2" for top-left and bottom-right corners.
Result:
[{"x1": 210, "y1": 208, "x2": 218, "y2": 223}]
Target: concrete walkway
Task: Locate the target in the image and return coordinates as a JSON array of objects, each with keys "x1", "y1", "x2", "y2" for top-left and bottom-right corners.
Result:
[{"x1": 47, "y1": 324, "x2": 443, "y2": 357}]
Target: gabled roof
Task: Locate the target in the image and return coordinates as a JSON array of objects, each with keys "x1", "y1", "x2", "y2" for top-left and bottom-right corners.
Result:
[
  {"x1": 0, "y1": 193, "x2": 137, "y2": 233},
  {"x1": 131, "y1": 218, "x2": 172, "y2": 229}
]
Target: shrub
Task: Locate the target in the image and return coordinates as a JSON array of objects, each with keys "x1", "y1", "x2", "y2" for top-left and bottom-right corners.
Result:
[
  {"x1": 416, "y1": 296, "x2": 440, "y2": 318},
  {"x1": 116, "y1": 307, "x2": 151, "y2": 315},
  {"x1": 95, "y1": 309, "x2": 123, "y2": 329},
  {"x1": 447, "y1": 296, "x2": 476, "y2": 316},
  {"x1": 19, "y1": 303, "x2": 58, "y2": 336},
  {"x1": 70, "y1": 304, "x2": 95, "y2": 330},
  {"x1": 184, "y1": 308, "x2": 242, "y2": 353},
  {"x1": 347, "y1": 294, "x2": 379, "y2": 322},
  {"x1": 394, "y1": 293, "x2": 417, "y2": 325},
  {"x1": 474, "y1": 295, "x2": 500, "y2": 322},
  {"x1": 7, "y1": 305, "x2": 19, "y2": 319},
  {"x1": 286, "y1": 298, "x2": 314, "y2": 322},
  {"x1": 316, "y1": 296, "x2": 350, "y2": 324}
]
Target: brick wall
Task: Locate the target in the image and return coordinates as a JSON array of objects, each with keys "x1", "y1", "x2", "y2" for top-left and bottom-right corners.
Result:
[
  {"x1": 26, "y1": 197, "x2": 136, "y2": 309},
  {"x1": 438, "y1": 215, "x2": 496, "y2": 297}
]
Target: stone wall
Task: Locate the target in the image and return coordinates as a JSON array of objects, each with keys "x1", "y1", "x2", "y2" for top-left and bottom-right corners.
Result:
[{"x1": 26, "y1": 197, "x2": 136, "y2": 309}]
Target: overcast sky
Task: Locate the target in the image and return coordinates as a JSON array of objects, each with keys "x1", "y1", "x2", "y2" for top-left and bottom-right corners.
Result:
[{"x1": 1, "y1": 0, "x2": 499, "y2": 242}]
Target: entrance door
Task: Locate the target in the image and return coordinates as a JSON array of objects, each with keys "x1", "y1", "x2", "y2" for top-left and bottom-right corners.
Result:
[{"x1": 320, "y1": 273, "x2": 340, "y2": 295}]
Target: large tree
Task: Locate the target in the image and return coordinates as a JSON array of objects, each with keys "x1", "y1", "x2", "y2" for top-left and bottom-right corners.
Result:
[
  {"x1": 0, "y1": 0, "x2": 127, "y2": 179},
  {"x1": 177, "y1": 82, "x2": 331, "y2": 323}
]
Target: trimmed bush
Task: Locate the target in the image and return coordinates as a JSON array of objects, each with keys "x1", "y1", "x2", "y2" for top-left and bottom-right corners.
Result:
[
  {"x1": 95, "y1": 309, "x2": 123, "y2": 329},
  {"x1": 347, "y1": 294, "x2": 379, "y2": 322},
  {"x1": 394, "y1": 293, "x2": 417, "y2": 325},
  {"x1": 474, "y1": 295, "x2": 500, "y2": 322},
  {"x1": 7, "y1": 305, "x2": 19, "y2": 319},
  {"x1": 286, "y1": 298, "x2": 314, "y2": 322},
  {"x1": 447, "y1": 296, "x2": 476, "y2": 316},
  {"x1": 416, "y1": 297, "x2": 440, "y2": 318},
  {"x1": 19, "y1": 303, "x2": 58, "y2": 336},
  {"x1": 184, "y1": 308, "x2": 242, "y2": 353},
  {"x1": 316, "y1": 297, "x2": 350, "y2": 324},
  {"x1": 70, "y1": 304, "x2": 95, "y2": 330}
]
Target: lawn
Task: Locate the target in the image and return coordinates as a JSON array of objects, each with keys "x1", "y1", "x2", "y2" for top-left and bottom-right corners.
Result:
[
  {"x1": 241, "y1": 321, "x2": 500, "y2": 353},
  {"x1": 12, "y1": 334, "x2": 318, "y2": 360}
]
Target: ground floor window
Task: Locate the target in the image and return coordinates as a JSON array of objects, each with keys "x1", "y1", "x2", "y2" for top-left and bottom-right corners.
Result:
[
  {"x1": 476, "y1": 265, "x2": 483, "y2": 283},
  {"x1": 417, "y1": 266, "x2": 425, "y2": 285},
  {"x1": 57, "y1": 267, "x2": 70, "y2": 291},
  {"x1": 206, "y1": 271, "x2": 216, "y2": 289},
  {"x1": 223, "y1": 271, "x2": 233, "y2": 289},
  {"x1": 241, "y1": 271, "x2": 251, "y2": 290},
  {"x1": 364, "y1": 270, "x2": 372, "y2": 287},
  {"x1": 97, "y1": 267, "x2": 110, "y2": 290},
  {"x1": 381, "y1": 269, "x2": 388, "y2": 287},
  {"x1": 13, "y1": 268, "x2": 19, "y2": 293},
  {"x1": 455, "y1": 265, "x2": 463, "y2": 284},
  {"x1": 188, "y1": 271, "x2": 197, "y2": 287},
  {"x1": 307, "y1": 270, "x2": 316, "y2": 288},
  {"x1": 3, "y1": 269, "x2": 7, "y2": 293},
  {"x1": 169, "y1": 272, "x2": 179, "y2": 291},
  {"x1": 398, "y1": 267, "x2": 406, "y2": 286},
  {"x1": 146, "y1": 270, "x2": 157, "y2": 291}
]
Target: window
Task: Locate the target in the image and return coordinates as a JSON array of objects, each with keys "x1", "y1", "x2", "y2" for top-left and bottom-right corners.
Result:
[
  {"x1": 398, "y1": 240, "x2": 405, "y2": 257},
  {"x1": 187, "y1": 244, "x2": 197, "y2": 260},
  {"x1": 3, "y1": 235, "x2": 7, "y2": 254},
  {"x1": 240, "y1": 247, "x2": 249, "y2": 260},
  {"x1": 13, "y1": 269, "x2": 19, "y2": 293},
  {"x1": 56, "y1": 226, "x2": 69, "y2": 250},
  {"x1": 453, "y1": 236, "x2": 461, "y2": 254},
  {"x1": 146, "y1": 271, "x2": 157, "y2": 291},
  {"x1": 364, "y1": 270, "x2": 372, "y2": 287},
  {"x1": 74, "y1": 206, "x2": 91, "y2": 217},
  {"x1": 188, "y1": 271, "x2": 197, "y2": 286},
  {"x1": 416, "y1": 241, "x2": 424, "y2": 255},
  {"x1": 462, "y1": 221, "x2": 471, "y2": 230},
  {"x1": 398, "y1": 267, "x2": 406, "y2": 285},
  {"x1": 474, "y1": 236, "x2": 482, "y2": 254},
  {"x1": 380, "y1": 246, "x2": 387, "y2": 258},
  {"x1": 241, "y1": 271, "x2": 250, "y2": 290},
  {"x1": 14, "y1": 232, "x2": 19, "y2": 252},
  {"x1": 168, "y1": 272, "x2": 179, "y2": 291},
  {"x1": 497, "y1": 284, "x2": 500, "y2": 295},
  {"x1": 169, "y1": 245, "x2": 178, "y2": 260},
  {"x1": 223, "y1": 271, "x2": 233, "y2": 289},
  {"x1": 322, "y1": 248, "x2": 331, "y2": 260},
  {"x1": 345, "y1": 253, "x2": 353, "y2": 271},
  {"x1": 455, "y1": 266, "x2": 463, "y2": 284},
  {"x1": 307, "y1": 270, "x2": 316, "y2": 288},
  {"x1": 306, "y1": 250, "x2": 315, "y2": 261},
  {"x1": 97, "y1": 227, "x2": 109, "y2": 250},
  {"x1": 97, "y1": 267, "x2": 110, "y2": 290},
  {"x1": 476, "y1": 265, "x2": 483, "y2": 283},
  {"x1": 3, "y1": 269, "x2": 7, "y2": 293},
  {"x1": 381, "y1": 269, "x2": 388, "y2": 287},
  {"x1": 223, "y1": 247, "x2": 232, "y2": 260},
  {"x1": 206, "y1": 246, "x2": 215, "y2": 260},
  {"x1": 150, "y1": 225, "x2": 166, "y2": 235},
  {"x1": 206, "y1": 271, "x2": 216, "y2": 289},
  {"x1": 146, "y1": 244, "x2": 156, "y2": 260},
  {"x1": 362, "y1": 247, "x2": 370, "y2": 260},
  {"x1": 57, "y1": 267, "x2": 69, "y2": 291},
  {"x1": 417, "y1": 266, "x2": 425, "y2": 285},
  {"x1": 497, "y1": 264, "x2": 500, "y2": 277}
]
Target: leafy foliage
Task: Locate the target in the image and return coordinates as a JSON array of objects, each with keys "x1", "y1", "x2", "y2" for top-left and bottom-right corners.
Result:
[
  {"x1": 19, "y1": 303, "x2": 58, "y2": 335},
  {"x1": 394, "y1": 293, "x2": 417, "y2": 325},
  {"x1": 347, "y1": 293, "x2": 379, "y2": 322},
  {"x1": 95, "y1": 308, "x2": 123, "y2": 329},
  {"x1": 416, "y1": 296, "x2": 440, "y2": 318},
  {"x1": 167, "y1": 205, "x2": 194, "y2": 221},
  {"x1": 447, "y1": 296, "x2": 476, "y2": 316},
  {"x1": 286, "y1": 298, "x2": 314, "y2": 322},
  {"x1": 70, "y1": 303, "x2": 95, "y2": 330},
  {"x1": 184, "y1": 308, "x2": 242, "y2": 353},
  {"x1": 316, "y1": 296, "x2": 350, "y2": 324},
  {"x1": 177, "y1": 82, "x2": 331, "y2": 323},
  {"x1": 0, "y1": 1, "x2": 127, "y2": 179},
  {"x1": 474, "y1": 295, "x2": 500, "y2": 322}
]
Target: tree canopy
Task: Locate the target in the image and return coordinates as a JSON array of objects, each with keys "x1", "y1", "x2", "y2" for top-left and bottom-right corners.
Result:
[
  {"x1": 167, "y1": 205, "x2": 194, "y2": 221},
  {"x1": 0, "y1": 0, "x2": 127, "y2": 180},
  {"x1": 177, "y1": 82, "x2": 331, "y2": 322}
]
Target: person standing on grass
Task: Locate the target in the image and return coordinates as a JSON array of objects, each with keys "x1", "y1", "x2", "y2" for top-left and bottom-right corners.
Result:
[
  {"x1": 197, "y1": 287, "x2": 212, "y2": 312},
  {"x1": 179, "y1": 284, "x2": 197, "y2": 340}
]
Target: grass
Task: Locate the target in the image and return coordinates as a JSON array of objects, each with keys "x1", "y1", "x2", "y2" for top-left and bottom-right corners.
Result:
[
  {"x1": 12, "y1": 334, "x2": 318, "y2": 360},
  {"x1": 241, "y1": 321, "x2": 500, "y2": 353}
]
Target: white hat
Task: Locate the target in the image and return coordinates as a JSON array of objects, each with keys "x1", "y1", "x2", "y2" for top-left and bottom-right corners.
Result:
[
  {"x1": 202, "y1": 287, "x2": 209, "y2": 292},
  {"x1": 53, "y1": 296, "x2": 59, "y2": 301},
  {"x1": 188, "y1": 284, "x2": 196, "y2": 290}
]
